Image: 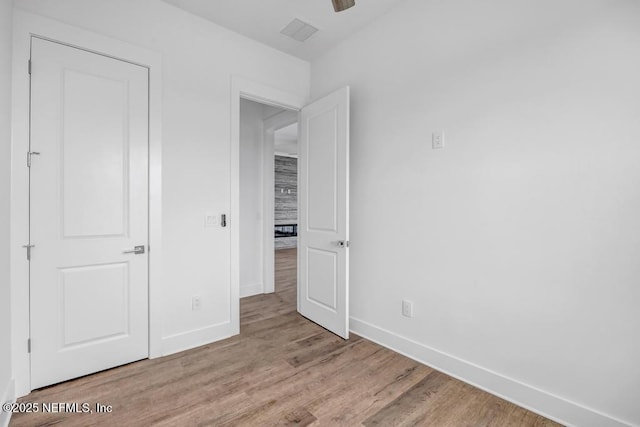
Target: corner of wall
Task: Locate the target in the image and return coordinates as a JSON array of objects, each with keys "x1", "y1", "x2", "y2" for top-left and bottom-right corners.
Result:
[
  {"x1": 0, "y1": 379, "x2": 15, "y2": 427},
  {"x1": 240, "y1": 283, "x2": 264, "y2": 298},
  {"x1": 1, "y1": 0, "x2": 14, "y2": 421}
]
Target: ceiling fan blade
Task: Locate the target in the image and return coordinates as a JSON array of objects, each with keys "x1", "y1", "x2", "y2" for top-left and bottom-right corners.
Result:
[{"x1": 332, "y1": 0, "x2": 356, "y2": 12}]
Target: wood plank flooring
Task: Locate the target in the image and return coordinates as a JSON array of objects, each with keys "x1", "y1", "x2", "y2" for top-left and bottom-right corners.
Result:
[{"x1": 11, "y1": 248, "x2": 561, "y2": 426}]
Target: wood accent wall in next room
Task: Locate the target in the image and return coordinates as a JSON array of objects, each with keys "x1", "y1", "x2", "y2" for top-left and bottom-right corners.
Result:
[{"x1": 275, "y1": 155, "x2": 297, "y2": 249}]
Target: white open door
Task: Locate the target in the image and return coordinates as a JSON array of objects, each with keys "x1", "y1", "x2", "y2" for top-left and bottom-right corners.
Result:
[
  {"x1": 29, "y1": 38, "x2": 149, "y2": 389},
  {"x1": 298, "y1": 87, "x2": 350, "y2": 339}
]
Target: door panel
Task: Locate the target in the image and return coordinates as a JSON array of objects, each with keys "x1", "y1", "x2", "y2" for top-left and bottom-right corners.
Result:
[
  {"x1": 62, "y1": 70, "x2": 129, "y2": 238},
  {"x1": 307, "y1": 248, "x2": 337, "y2": 311},
  {"x1": 60, "y1": 263, "x2": 130, "y2": 347},
  {"x1": 307, "y1": 109, "x2": 337, "y2": 232},
  {"x1": 298, "y1": 87, "x2": 350, "y2": 339},
  {"x1": 30, "y1": 37, "x2": 149, "y2": 389}
]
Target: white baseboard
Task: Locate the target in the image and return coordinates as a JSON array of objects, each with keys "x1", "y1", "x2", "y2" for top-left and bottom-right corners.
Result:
[
  {"x1": 160, "y1": 321, "x2": 236, "y2": 356},
  {"x1": 240, "y1": 282, "x2": 263, "y2": 298},
  {"x1": 1, "y1": 379, "x2": 15, "y2": 427},
  {"x1": 350, "y1": 317, "x2": 635, "y2": 427}
]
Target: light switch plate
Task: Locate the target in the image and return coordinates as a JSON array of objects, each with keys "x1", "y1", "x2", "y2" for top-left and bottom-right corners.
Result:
[{"x1": 205, "y1": 213, "x2": 217, "y2": 228}]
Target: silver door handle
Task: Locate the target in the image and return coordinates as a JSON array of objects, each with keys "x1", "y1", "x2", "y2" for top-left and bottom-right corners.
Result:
[
  {"x1": 337, "y1": 240, "x2": 349, "y2": 248},
  {"x1": 123, "y1": 245, "x2": 145, "y2": 254}
]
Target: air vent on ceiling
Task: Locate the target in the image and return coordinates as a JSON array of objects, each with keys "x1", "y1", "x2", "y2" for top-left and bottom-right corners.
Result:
[{"x1": 280, "y1": 18, "x2": 319, "y2": 42}]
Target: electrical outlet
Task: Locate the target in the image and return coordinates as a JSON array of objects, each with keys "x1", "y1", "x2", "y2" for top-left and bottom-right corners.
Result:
[
  {"x1": 432, "y1": 131, "x2": 445, "y2": 149},
  {"x1": 192, "y1": 296, "x2": 202, "y2": 311},
  {"x1": 402, "y1": 300, "x2": 413, "y2": 318}
]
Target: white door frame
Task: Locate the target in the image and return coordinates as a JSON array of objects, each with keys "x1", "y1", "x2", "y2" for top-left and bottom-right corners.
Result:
[
  {"x1": 262, "y1": 110, "x2": 298, "y2": 294},
  {"x1": 10, "y1": 10, "x2": 163, "y2": 397},
  {"x1": 230, "y1": 77, "x2": 306, "y2": 330}
]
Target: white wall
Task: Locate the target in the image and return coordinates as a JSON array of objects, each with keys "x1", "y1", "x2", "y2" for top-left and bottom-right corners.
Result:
[
  {"x1": 0, "y1": 0, "x2": 14, "y2": 422},
  {"x1": 239, "y1": 99, "x2": 265, "y2": 297},
  {"x1": 311, "y1": 0, "x2": 640, "y2": 425},
  {"x1": 13, "y1": 0, "x2": 309, "y2": 353}
]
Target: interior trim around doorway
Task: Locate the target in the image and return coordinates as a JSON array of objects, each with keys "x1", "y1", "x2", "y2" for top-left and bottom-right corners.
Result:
[{"x1": 10, "y1": 10, "x2": 163, "y2": 397}]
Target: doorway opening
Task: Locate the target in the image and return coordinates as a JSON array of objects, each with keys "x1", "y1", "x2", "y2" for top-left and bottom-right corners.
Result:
[
  {"x1": 238, "y1": 98, "x2": 299, "y2": 325},
  {"x1": 232, "y1": 77, "x2": 350, "y2": 340}
]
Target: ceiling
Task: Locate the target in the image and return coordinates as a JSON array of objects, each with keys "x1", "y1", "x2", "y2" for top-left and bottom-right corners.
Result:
[{"x1": 161, "y1": 0, "x2": 407, "y2": 60}]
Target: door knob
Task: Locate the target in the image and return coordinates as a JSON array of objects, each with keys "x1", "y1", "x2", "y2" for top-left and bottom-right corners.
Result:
[
  {"x1": 337, "y1": 240, "x2": 349, "y2": 248},
  {"x1": 122, "y1": 245, "x2": 145, "y2": 254}
]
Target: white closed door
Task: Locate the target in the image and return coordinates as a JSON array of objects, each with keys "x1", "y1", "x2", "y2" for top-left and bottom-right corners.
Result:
[
  {"x1": 298, "y1": 87, "x2": 350, "y2": 339},
  {"x1": 29, "y1": 38, "x2": 149, "y2": 389}
]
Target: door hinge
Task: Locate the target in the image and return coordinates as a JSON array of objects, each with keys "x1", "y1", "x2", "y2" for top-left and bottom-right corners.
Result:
[
  {"x1": 27, "y1": 338, "x2": 31, "y2": 353},
  {"x1": 27, "y1": 151, "x2": 40, "y2": 168},
  {"x1": 28, "y1": 59, "x2": 31, "y2": 75},
  {"x1": 22, "y1": 244, "x2": 35, "y2": 261}
]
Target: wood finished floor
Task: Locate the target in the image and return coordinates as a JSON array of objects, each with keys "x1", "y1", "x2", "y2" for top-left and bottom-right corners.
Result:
[{"x1": 12, "y1": 248, "x2": 561, "y2": 427}]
